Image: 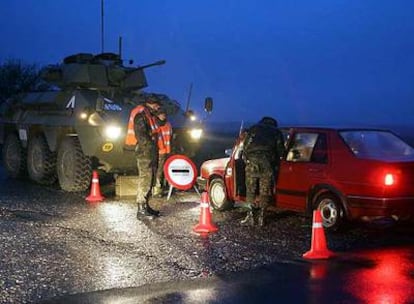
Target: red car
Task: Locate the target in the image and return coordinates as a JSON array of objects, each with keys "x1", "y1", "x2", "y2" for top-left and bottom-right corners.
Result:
[{"x1": 197, "y1": 127, "x2": 414, "y2": 230}]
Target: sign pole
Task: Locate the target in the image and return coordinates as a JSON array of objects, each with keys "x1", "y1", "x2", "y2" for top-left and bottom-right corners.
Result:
[{"x1": 167, "y1": 184, "x2": 173, "y2": 201}]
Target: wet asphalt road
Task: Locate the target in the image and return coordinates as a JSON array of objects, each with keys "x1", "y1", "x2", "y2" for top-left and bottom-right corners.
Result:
[
  {"x1": 38, "y1": 246, "x2": 414, "y2": 304},
  {"x1": 0, "y1": 167, "x2": 413, "y2": 303}
]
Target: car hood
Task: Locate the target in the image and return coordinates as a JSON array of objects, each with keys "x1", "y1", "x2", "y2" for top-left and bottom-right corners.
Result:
[{"x1": 200, "y1": 157, "x2": 230, "y2": 176}]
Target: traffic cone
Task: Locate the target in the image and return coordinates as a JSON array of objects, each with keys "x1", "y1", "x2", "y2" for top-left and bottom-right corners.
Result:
[
  {"x1": 86, "y1": 170, "x2": 105, "y2": 202},
  {"x1": 303, "y1": 210, "x2": 335, "y2": 259},
  {"x1": 193, "y1": 192, "x2": 218, "y2": 234}
]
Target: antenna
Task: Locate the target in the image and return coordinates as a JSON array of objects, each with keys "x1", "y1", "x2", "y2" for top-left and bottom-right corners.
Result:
[
  {"x1": 118, "y1": 36, "x2": 122, "y2": 58},
  {"x1": 185, "y1": 82, "x2": 193, "y2": 112},
  {"x1": 101, "y1": 0, "x2": 105, "y2": 53}
]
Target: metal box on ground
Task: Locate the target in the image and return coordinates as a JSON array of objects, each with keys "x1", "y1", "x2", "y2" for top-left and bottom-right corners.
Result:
[{"x1": 115, "y1": 175, "x2": 139, "y2": 198}]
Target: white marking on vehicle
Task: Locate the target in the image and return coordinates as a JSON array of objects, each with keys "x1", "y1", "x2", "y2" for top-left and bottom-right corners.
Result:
[
  {"x1": 104, "y1": 103, "x2": 122, "y2": 111},
  {"x1": 66, "y1": 96, "x2": 76, "y2": 109}
]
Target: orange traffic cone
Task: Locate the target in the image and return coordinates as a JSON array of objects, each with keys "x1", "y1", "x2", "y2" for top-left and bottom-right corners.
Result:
[
  {"x1": 86, "y1": 170, "x2": 104, "y2": 202},
  {"x1": 193, "y1": 192, "x2": 218, "y2": 234},
  {"x1": 303, "y1": 210, "x2": 335, "y2": 259}
]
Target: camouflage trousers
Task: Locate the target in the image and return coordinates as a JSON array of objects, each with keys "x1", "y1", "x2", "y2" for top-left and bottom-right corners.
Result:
[
  {"x1": 136, "y1": 156, "x2": 156, "y2": 205},
  {"x1": 245, "y1": 155, "x2": 274, "y2": 209},
  {"x1": 155, "y1": 153, "x2": 168, "y2": 189}
]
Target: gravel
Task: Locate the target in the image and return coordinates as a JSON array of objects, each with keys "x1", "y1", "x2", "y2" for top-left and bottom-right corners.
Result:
[{"x1": 0, "y1": 175, "x2": 412, "y2": 303}]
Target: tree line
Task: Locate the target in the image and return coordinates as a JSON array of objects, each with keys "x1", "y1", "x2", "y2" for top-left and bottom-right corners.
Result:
[{"x1": 0, "y1": 59, "x2": 42, "y2": 104}]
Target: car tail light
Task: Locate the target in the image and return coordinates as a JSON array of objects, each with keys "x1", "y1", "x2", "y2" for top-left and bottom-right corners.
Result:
[{"x1": 384, "y1": 173, "x2": 395, "y2": 186}]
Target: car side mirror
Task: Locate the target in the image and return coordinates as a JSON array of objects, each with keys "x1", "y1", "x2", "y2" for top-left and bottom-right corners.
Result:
[{"x1": 204, "y1": 97, "x2": 213, "y2": 113}]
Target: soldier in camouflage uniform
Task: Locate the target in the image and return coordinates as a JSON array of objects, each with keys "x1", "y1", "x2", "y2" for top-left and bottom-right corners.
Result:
[
  {"x1": 133, "y1": 96, "x2": 161, "y2": 220},
  {"x1": 153, "y1": 110, "x2": 172, "y2": 198},
  {"x1": 241, "y1": 116, "x2": 285, "y2": 226}
]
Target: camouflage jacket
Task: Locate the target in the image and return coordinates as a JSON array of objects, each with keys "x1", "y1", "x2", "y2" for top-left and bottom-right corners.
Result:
[
  {"x1": 243, "y1": 123, "x2": 285, "y2": 164},
  {"x1": 134, "y1": 107, "x2": 157, "y2": 157}
]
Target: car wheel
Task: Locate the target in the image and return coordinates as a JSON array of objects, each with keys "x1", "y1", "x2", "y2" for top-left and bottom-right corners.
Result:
[
  {"x1": 57, "y1": 137, "x2": 92, "y2": 192},
  {"x1": 2, "y1": 133, "x2": 27, "y2": 178},
  {"x1": 27, "y1": 135, "x2": 57, "y2": 185},
  {"x1": 315, "y1": 194, "x2": 344, "y2": 231},
  {"x1": 208, "y1": 178, "x2": 233, "y2": 211}
]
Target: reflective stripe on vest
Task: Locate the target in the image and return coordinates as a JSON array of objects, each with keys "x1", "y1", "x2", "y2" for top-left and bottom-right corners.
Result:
[
  {"x1": 157, "y1": 122, "x2": 172, "y2": 154},
  {"x1": 124, "y1": 105, "x2": 158, "y2": 146}
]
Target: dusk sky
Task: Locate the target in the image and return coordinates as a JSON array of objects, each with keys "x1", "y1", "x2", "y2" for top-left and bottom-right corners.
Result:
[{"x1": 1, "y1": 0, "x2": 414, "y2": 125}]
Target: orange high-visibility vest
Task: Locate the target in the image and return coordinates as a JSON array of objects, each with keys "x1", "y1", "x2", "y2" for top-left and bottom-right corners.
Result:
[
  {"x1": 157, "y1": 122, "x2": 172, "y2": 155},
  {"x1": 124, "y1": 105, "x2": 158, "y2": 146}
]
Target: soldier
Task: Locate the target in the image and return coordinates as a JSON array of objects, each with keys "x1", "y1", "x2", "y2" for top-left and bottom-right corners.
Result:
[
  {"x1": 125, "y1": 94, "x2": 161, "y2": 219},
  {"x1": 241, "y1": 116, "x2": 285, "y2": 226},
  {"x1": 153, "y1": 109, "x2": 172, "y2": 198}
]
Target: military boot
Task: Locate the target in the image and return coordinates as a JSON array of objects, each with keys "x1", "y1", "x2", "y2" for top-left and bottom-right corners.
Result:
[
  {"x1": 146, "y1": 203, "x2": 160, "y2": 217},
  {"x1": 136, "y1": 203, "x2": 155, "y2": 220}
]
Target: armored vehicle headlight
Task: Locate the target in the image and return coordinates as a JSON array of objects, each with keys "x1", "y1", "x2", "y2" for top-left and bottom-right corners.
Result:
[
  {"x1": 79, "y1": 112, "x2": 89, "y2": 120},
  {"x1": 189, "y1": 128, "x2": 203, "y2": 140},
  {"x1": 104, "y1": 125, "x2": 122, "y2": 140}
]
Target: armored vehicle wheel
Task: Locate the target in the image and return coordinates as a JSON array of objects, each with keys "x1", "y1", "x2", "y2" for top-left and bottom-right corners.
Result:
[
  {"x1": 2, "y1": 133, "x2": 27, "y2": 178},
  {"x1": 208, "y1": 178, "x2": 234, "y2": 211},
  {"x1": 27, "y1": 135, "x2": 57, "y2": 185},
  {"x1": 57, "y1": 137, "x2": 92, "y2": 192}
]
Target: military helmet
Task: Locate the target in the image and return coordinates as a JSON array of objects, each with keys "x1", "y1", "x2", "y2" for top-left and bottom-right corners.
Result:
[
  {"x1": 146, "y1": 94, "x2": 161, "y2": 105},
  {"x1": 156, "y1": 109, "x2": 167, "y2": 119},
  {"x1": 259, "y1": 116, "x2": 278, "y2": 127}
]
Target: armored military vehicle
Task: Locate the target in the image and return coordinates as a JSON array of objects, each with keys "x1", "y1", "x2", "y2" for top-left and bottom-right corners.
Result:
[{"x1": 0, "y1": 52, "x2": 212, "y2": 191}]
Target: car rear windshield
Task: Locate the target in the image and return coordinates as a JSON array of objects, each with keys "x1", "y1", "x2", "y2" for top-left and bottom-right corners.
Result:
[{"x1": 340, "y1": 130, "x2": 414, "y2": 161}]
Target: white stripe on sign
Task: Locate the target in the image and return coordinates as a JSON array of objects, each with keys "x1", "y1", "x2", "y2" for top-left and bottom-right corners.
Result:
[{"x1": 313, "y1": 223, "x2": 323, "y2": 228}]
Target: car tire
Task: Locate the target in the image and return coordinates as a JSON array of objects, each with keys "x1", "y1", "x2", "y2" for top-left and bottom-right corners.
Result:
[
  {"x1": 314, "y1": 193, "x2": 344, "y2": 231},
  {"x1": 208, "y1": 178, "x2": 233, "y2": 211},
  {"x1": 27, "y1": 135, "x2": 57, "y2": 185},
  {"x1": 57, "y1": 137, "x2": 92, "y2": 192},
  {"x1": 2, "y1": 133, "x2": 27, "y2": 178}
]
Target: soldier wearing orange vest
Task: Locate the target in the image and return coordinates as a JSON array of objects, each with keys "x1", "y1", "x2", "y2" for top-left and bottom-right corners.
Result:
[
  {"x1": 125, "y1": 94, "x2": 161, "y2": 219},
  {"x1": 153, "y1": 110, "x2": 172, "y2": 197}
]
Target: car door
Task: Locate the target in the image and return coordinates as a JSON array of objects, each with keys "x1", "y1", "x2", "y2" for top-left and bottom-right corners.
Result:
[
  {"x1": 276, "y1": 131, "x2": 329, "y2": 212},
  {"x1": 224, "y1": 138, "x2": 246, "y2": 201}
]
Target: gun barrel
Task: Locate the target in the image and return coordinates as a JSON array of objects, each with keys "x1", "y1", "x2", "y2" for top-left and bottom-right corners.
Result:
[{"x1": 138, "y1": 60, "x2": 166, "y2": 70}]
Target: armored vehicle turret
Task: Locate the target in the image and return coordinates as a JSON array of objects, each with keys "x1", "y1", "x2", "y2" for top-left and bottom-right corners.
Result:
[{"x1": 0, "y1": 52, "x2": 212, "y2": 191}]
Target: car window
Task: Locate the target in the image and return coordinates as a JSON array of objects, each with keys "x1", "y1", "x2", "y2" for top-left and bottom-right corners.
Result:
[
  {"x1": 340, "y1": 130, "x2": 414, "y2": 161},
  {"x1": 286, "y1": 132, "x2": 319, "y2": 162},
  {"x1": 310, "y1": 133, "x2": 328, "y2": 163}
]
